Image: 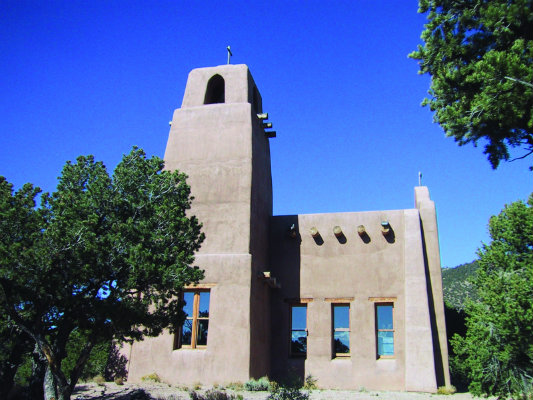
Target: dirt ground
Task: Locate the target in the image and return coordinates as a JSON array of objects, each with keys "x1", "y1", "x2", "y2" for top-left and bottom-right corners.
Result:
[{"x1": 71, "y1": 382, "x2": 482, "y2": 400}]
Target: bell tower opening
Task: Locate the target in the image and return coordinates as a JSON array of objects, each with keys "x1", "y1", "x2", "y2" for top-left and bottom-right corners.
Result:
[{"x1": 204, "y1": 74, "x2": 225, "y2": 104}]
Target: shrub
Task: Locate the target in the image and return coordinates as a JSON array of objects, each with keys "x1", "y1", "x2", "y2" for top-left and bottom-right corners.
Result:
[
  {"x1": 114, "y1": 376, "x2": 124, "y2": 385},
  {"x1": 189, "y1": 389, "x2": 237, "y2": 400},
  {"x1": 303, "y1": 375, "x2": 317, "y2": 390},
  {"x1": 244, "y1": 376, "x2": 272, "y2": 391},
  {"x1": 267, "y1": 387, "x2": 309, "y2": 400},
  {"x1": 280, "y1": 367, "x2": 304, "y2": 388},
  {"x1": 437, "y1": 385, "x2": 457, "y2": 395},
  {"x1": 226, "y1": 382, "x2": 244, "y2": 391},
  {"x1": 93, "y1": 375, "x2": 106, "y2": 386},
  {"x1": 269, "y1": 381, "x2": 280, "y2": 392},
  {"x1": 141, "y1": 372, "x2": 161, "y2": 382}
]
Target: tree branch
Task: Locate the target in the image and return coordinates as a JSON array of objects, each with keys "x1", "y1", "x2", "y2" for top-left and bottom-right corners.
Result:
[
  {"x1": 509, "y1": 148, "x2": 533, "y2": 162},
  {"x1": 504, "y1": 76, "x2": 533, "y2": 89},
  {"x1": 68, "y1": 339, "x2": 96, "y2": 393}
]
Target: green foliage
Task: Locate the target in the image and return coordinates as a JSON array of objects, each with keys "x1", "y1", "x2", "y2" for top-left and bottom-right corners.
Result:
[
  {"x1": 437, "y1": 385, "x2": 457, "y2": 395},
  {"x1": 141, "y1": 372, "x2": 162, "y2": 383},
  {"x1": 451, "y1": 195, "x2": 533, "y2": 398},
  {"x1": 302, "y1": 375, "x2": 317, "y2": 390},
  {"x1": 267, "y1": 387, "x2": 309, "y2": 400},
  {"x1": 62, "y1": 329, "x2": 110, "y2": 382},
  {"x1": 410, "y1": 0, "x2": 533, "y2": 169},
  {"x1": 244, "y1": 376, "x2": 272, "y2": 391},
  {"x1": 0, "y1": 322, "x2": 33, "y2": 398},
  {"x1": 225, "y1": 382, "x2": 244, "y2": 391},
  {"x1": 0, "y1": 147, "x2": 205, "y2": 400},
  {"x1": 442, "y1": 260, "x2": 479, "y2": 311},
  {"x1": 13, "y1": 351, "x2": 33, "y2": 386}
]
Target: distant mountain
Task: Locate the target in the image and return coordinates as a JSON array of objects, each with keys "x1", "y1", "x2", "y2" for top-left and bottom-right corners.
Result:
[{"x1": 442, "y1": 261, "x2": 479, "y2": 311}]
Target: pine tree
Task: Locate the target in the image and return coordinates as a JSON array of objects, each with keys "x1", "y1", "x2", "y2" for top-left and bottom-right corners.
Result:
[{"x1": 452, "y1": 195, "x2": 533, "y2": 397}]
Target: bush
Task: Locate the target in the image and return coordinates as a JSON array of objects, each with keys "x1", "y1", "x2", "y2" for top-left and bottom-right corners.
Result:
[
  {"x1": 225, "y1": 382, "x2": 244, "y2": 391},
  {"x1": 189, "y1": 389, "x2": 237, "y2": 400},
  {"x1": 269, "y1": 381, "x2": 280, "y2": 392},
  {"x1": 267, "y1": 387, "x2": 309, "y2": 400},
  {"x1": 244, "y1": 376, "x2": 272, "y2": 391},
  {"x1": 303, "y1": 375, "x2": 317, "y2": 390},
  {"x1": 437, "y1": 385, "x2": 457, "y2": 395},
  {"x1": 141, "y1": 372, "x2": 161, "y2": 383},
  {"x1": 92, "y1": 375, "x2": 106, "y2": 386}
]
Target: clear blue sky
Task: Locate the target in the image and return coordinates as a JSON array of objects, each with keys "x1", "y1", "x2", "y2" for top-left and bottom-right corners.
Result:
[{"x1": 1, "y1": 1, "x2": 531, "y2": 268}]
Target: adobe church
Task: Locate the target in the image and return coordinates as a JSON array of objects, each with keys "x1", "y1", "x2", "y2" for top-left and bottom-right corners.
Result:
[{"x1": 122, "y1": 64, "x2": 450, "y2": 392}]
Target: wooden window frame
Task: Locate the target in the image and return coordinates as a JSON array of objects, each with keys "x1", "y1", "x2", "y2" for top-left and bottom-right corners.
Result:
[
  {"x1": 174, "y1": 290, "x2": 210, "y2": 350},
  {"x1": 289, "y1": 303, "x2": 308, "y2": 358},
  {"x1": 375, "y1": 302, "x2": 395, "y2": 359},
  {"x1": 332, "y1": 303, "x2": 351, "y2": 358}
]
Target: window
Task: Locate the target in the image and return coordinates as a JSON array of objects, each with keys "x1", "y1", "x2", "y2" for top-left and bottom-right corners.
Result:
[
  {"x1": 376, "y1": 303, "x2": 394, "y2": 358},
  {"x1": 174, "y1": 290, "x2": 210, "y2": 349},
  {"x1": 332, "y1": 304, "x2": 350, "y2": 357},
  {"x1": 204, "y1": 75, "x2": 225, "y2": 104},
  {"x1": 290, "y1": 305, "x2": 307, "y2": 356}
]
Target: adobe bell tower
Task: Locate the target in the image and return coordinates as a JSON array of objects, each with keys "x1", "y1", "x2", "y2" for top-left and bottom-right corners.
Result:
[{"x1": 162, "y1": 64, "x2": 274, "y2": 381}]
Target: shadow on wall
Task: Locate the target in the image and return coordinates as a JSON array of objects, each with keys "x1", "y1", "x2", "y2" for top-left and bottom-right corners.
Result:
[
  {"x1": 419, "y1": 221, "x2": 444, "y2": 388},
  {"x1": 105, "y1": 343, "x2": 129, "y2": 381},
  {"x1": 269, "y1": 215, "x2": 304, "y2": 385}
]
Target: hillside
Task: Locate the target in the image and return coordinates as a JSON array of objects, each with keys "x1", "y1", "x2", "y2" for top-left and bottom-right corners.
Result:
[{"x1": 441, "y1": 261, "x2": 479, "y2": 311}]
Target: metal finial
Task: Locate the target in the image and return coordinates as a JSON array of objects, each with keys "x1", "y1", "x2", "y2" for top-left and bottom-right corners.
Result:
[
  {"x1": 418, "y1": 171, "x2": 422, "y2": 186},
  {"x1": 227, "y1": 46, "x2": 232, "y2": 64}
]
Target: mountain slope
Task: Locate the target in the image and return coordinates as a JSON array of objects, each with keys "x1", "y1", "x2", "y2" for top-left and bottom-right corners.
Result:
[{"x1": 442, "y1": 261, "x2": 479, "y2": 311}]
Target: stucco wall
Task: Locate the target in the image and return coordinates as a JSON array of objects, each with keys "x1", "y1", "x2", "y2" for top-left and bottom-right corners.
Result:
[
  {"x1": 249, "y1": 89, "x2": 273, "y2": 378},
  {"x1": 415, "y1": 187, "x2": 451, "y2": 388},
  {"x1": 125, "y1": 253, "x2": 253, "y2": 384},
  {"x1": 269, "y1": 209, "x2": 437, "y2": 391},
  {"x1": 127, "y1": 64, "x2": 274, "y2": 385}
]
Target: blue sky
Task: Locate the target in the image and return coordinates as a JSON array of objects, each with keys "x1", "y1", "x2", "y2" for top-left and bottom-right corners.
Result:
[{"x1": 1, "y1": 1, "x2": 531, "y2": 268}]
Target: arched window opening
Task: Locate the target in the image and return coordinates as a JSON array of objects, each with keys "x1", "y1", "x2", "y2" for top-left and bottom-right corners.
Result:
[{"x1": 204, "y1": 75, "x2": 225, "y2": 104}]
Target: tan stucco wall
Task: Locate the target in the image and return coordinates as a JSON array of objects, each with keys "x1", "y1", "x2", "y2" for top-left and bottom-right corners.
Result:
[
  {"x1": 415, "y1": 187, "x2": 451, "y2": 388},
  {"x1": 125, "y1": 254, "x2": 252, "y2": 384},
  {"x1": 249, "y1": 94, "x2": 273, "y2": 378},
  {"x1": 126, "y1": 64, "x2": 273, "y2": 385},
  {"x1": 269, "y1": 209, "x2": 437, "y2": 391}
]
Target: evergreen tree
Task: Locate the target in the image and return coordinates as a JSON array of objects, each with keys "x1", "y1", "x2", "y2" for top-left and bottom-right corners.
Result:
[
  {"x1": 0, "y1": 148, "x2": 204, "y2": 400},
  {"x1": 451, "y1": 195, "x2": 533, "y2": 398},
  {"x1": 410, "y1": 0, "x2": 533, "y2": 169}
]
